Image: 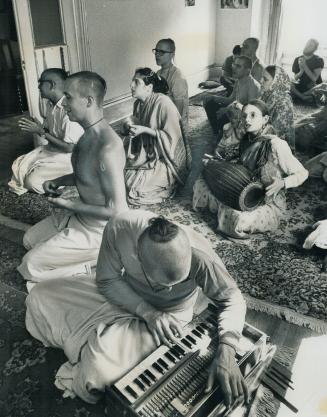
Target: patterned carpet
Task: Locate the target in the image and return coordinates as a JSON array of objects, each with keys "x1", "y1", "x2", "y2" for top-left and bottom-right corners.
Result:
[
  {"x1": 0, "y1": 101, "x2": 326, "y2": 416},
  {"x1": 0, "y1": 278, "x2": 106, "y2": 417}
]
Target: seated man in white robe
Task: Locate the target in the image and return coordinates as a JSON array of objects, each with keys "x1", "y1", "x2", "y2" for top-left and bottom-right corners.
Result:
[
  {"x1": 25, "y1": 209, "x2": 248, "y2": 407},
  {"x1": 18, "y1": 71, "x2": 128, "y2": 289},
  {"x1": 8, "y1": 68, "x2": 84, "y2": 195}
]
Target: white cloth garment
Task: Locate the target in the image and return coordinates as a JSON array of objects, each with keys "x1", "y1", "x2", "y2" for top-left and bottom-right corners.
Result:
[
  {"x1": 18, "y1": 209, "x2": 107, "y2": 286},
  {"x1": 303, "y1": 220, "x2": 327, "y2": 250},
  {"x1": 25, "y1": 209, "x2": 246, "y2": 403},
  {"x1": 8, "y1": 96, "x2": 84, "y2": 195},
  {"x1": 26, "y1": 276, "x2": 196, "y2": 403}
]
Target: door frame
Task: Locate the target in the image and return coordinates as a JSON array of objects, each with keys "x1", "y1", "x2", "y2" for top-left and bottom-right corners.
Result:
[
  {"x1": 11, "y1": 0, "x2": 72, "y2": 120},
  {"x1": 12, "y1": 0, "x2": 40, "y2": 118}
]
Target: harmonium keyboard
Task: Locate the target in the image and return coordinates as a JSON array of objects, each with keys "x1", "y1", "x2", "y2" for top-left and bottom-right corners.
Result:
[{"x1": 105, "y1": 303, "x2": 272, "y2": 417}]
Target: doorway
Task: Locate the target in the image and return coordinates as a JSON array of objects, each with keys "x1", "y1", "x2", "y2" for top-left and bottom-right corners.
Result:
[{"x1": 0, "y1": 0, "x2": 28, "y2": 118}]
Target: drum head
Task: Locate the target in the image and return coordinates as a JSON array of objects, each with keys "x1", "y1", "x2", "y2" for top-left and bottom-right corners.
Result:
[{"x1": 239, "y1": 182, "x2": 265, "y2": 211}]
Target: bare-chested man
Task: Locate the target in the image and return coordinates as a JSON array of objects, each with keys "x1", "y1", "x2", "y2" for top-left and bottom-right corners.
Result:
[{"x1": 18, "y1": 71, "x2": 128, "y2": 290}]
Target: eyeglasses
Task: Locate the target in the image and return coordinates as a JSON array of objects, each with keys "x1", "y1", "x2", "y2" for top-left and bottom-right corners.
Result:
[
  {"x1": 138, "y1": 252, "x2": 173, "y2": 293},
  {"x1": 152, "y1": 48, "x2": 173, "y2": 56}
]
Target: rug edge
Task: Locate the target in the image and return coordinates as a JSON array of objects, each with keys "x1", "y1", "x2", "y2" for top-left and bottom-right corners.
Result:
[{"x1": 245, "y1": 294, "x2": 327, "y2": 334}]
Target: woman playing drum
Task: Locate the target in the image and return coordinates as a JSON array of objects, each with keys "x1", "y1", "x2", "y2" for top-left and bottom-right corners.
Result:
[{"x1": 193, "y1": 99, "x2": 308, "y2": 238}]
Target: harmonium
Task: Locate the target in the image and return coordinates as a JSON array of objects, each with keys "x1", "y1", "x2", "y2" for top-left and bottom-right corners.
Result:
[{"x1": 106, "y1": 303, "x2": 274, "y2": 417}]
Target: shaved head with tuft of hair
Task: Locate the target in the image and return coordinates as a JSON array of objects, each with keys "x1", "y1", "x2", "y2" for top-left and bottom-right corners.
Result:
[
  {"x1": 138, "y1": 217, "x2": 192, "y2": 286},
  {"x1": 66, "y1": 71, "x2": 107, "y2": 106}
]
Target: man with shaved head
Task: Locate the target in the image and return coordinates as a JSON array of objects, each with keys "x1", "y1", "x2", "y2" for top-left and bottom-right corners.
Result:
[
  {"x1": 241, "y1": 37, "x2": 264, "y2": 83},
  {"x1": 25, "y1": 209, "x2": 247, "y2": 407},
  {"x1": 291, "y1": 38, "x2": 324, "y2": 103},
  {"x1": 204, "y1": 55, "x2": 260, "y2": 136},
  {"x1": 18, "y1": 71, "x2": 128, "y2": 288},
  {"x1": 9, "y1": 68, "x2": 84, "y2": 195}
]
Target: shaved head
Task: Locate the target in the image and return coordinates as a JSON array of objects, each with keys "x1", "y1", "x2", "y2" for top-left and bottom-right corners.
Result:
[
  {"x1": 42, "y1": 68, "x2": 68, "y2": 82},
  {"x1": 243, "y1": 37, "x2": 259, "y2": 51},
  {"x1": 303, "y1": 38, "x2": 319, "y2": 55},
  {"x1": 66, "y1": 71, "x2": 107, "y2": 106},
  {"x1": 138, "y1": 217, "x2": 192, "y2": 286}
]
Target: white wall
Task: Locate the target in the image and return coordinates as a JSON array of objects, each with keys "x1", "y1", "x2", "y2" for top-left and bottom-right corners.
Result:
[
  {"x1": 279, "y1": 0, "x2": 327, "y2": 57},
  {"x1": 73, "y1": 0, "x2": 217, "y2": 102},
  {"x1": 215, "y1": 0, "x2": 253, "y2": 66}
]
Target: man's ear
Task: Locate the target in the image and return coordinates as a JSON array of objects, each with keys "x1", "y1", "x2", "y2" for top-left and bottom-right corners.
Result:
[
  {"x1": 49, "y1": 80, "x2": 56, "y2": 90},
  {"x1": 86, "y1": 95, "x2": 95, "y2": 107}
]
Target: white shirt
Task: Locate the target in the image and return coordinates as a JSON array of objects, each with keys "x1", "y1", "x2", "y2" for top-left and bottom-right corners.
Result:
[{"x1": 270, "y1": 137, "x2": 308, "y2": 189}]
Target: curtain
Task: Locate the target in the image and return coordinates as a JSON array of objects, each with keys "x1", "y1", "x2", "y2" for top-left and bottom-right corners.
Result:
[{"x1": 264, "y1": 0, "x2": 283, "y2": 64}]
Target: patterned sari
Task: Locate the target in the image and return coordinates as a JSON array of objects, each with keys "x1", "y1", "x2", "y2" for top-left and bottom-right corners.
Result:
[
  {"x1": 261, "y1": 66, "x2": 295, "y2": 151},
  {"x1": 125, "y1": 93, "x2": 191, "y2": 205}
]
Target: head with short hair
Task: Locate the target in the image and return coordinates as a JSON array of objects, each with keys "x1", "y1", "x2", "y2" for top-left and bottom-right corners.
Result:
[
  {"x1": 303, "y1": 38, "x2": 319, "y2": 56},
  {"x1": 242, "y1": 37, "x2": 260, "y2": 57},
  {"x1": 62, "y1": 71, "x2": 106, "y2": 123},
  {"x1": 42, "y1": 68, "x2": 68, "y2": 82},
  {"x1": 66, "y1": 71, "x2": 107, "y2": 106},
  {"x1": 232, "y1": 55, "x2": 252, "y2": 79},
  {"x1": 138, "y1": 216, "x2": 192, "y2": 292},
  {"x1": 154, "y1": 38, "x2": 176, "y2": 67},
  {"x1": 38, "y1": 68, "x2": 68, "y2": 100}
]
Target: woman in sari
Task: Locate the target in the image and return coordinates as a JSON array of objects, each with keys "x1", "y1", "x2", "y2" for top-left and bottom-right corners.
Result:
[
  {"x1": 261, "y1": 65, "x2": 295, "y2": 151},
  {"x1": 193, "y1": 100, "x2": 308, "y2": 239},
  {"x1": 124, "y1": 67, "x2": 191, "y2": 205}
]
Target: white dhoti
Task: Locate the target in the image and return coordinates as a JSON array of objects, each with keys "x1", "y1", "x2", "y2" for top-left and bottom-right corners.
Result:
[
  {"x1": 25, "y1": 276, "x2": 196, "y2": 403},
  {"x1": 303, "y1": 220, "x2": 327, "y2": 250},
  {"x1": 18, "y1": 210, "x2": 107, "y2": 285},
  {"x1": 8, "y1": 146, "x2": 74, "y2": 195}
]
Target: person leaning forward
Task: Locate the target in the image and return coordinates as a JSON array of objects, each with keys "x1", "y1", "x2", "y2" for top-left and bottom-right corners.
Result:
[
  {"x1": 25, "y1": 209, "x2": 248, "y2": 407},
  {"x1": 18, "y1": 71, "x2": 128, "y2": 289}
]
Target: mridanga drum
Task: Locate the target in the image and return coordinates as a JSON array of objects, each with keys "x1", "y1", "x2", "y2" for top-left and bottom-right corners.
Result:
[{"x1": 203, "y1": 159, "x2": 265, "y2": 211}]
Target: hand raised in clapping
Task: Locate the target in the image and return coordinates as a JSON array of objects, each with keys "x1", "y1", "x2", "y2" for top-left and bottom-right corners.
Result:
[
  {"x1": 298, "y1": 57, "x2": 306, "y2": 70},
  {"x1": 18, "y1": 117, "x2": 44, "y2": 135}
]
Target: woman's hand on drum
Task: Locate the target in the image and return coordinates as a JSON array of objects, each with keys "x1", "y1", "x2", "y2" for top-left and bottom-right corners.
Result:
[
  {"x1": 265, "y1": 177, "x2": 285, "y2": 197},
  {"x1": 129, "y1": 124, "x2": 156, "y2": 138}
]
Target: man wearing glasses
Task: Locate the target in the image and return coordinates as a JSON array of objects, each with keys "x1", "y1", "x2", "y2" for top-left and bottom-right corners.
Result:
[
  {"x1": 9, "y1": 68, "x2": 84, "y2": 195},
  {"x1": 26, "y1": 209, "x2": 248, "y2": 408},
  {"x1": 154, "y1": 38, "x2": 189, "y2": 130}
]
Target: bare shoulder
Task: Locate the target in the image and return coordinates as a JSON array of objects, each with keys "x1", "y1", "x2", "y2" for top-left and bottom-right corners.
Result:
[
  {"x1": 98, "y1": 125, "x2": 125, "y2": 171},
  {"x1": 99, "y1": 124, "x2": 124, "y2": 153}
]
